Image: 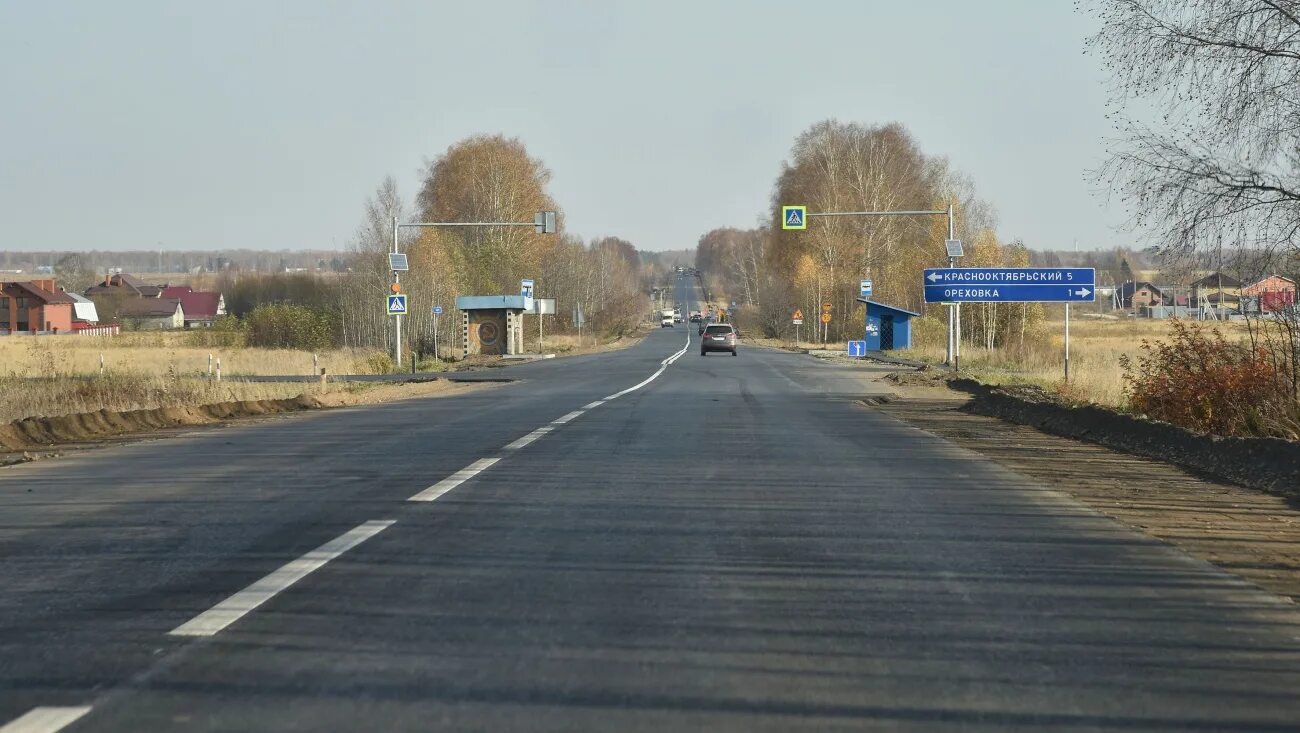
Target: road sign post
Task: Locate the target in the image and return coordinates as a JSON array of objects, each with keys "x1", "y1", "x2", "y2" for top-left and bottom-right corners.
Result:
[
  {"x1": 389, "y1": 212, "x2": 556, "y2": 368},
  {"x1": 922, "y1": 267, "x2": 1095, "y2": 382},
  {"x1": 783, "y1": 203, "x2": 960, "y2": 367}
]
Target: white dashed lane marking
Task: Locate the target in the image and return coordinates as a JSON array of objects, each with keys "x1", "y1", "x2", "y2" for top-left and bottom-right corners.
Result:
[
  {"x1": 409, "y1": 458, "x2": 501, "y2": 502},
  {"x1": 169, "y1": 520, "x2": 395, "y2": 637},
  {"x1": 0, "y1": 707, "x2": 93, "y2": 733}
]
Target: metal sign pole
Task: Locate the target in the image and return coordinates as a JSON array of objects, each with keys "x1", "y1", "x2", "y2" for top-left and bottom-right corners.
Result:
[
  {"x1": 392, "y1": 216, "x2": 401, "y2": 369},
  {"x1": 948, "y1": 205, "x2": 960, "y2": 371},
  {"x1": 1064, "y1": 303, "x2": 1071, "y2": 383},
  {"x1": 388, "y1": 212, "x2": 557, "y2": 368}
]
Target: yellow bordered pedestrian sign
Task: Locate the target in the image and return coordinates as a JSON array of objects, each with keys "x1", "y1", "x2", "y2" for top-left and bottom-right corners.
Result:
[{"x1": 781, "y1": 205, "x2": 807, "y2": 230}]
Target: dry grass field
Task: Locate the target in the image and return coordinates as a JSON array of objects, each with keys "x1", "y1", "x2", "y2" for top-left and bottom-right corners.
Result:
[
  {"x1": 0, "y1": 332, "x2": 388, "y2": 379},
  {"x1": 898, "y1": 316, "x2": 1256, "y2": 406},
  {"x1": 0, "y1": 332, "x2": 401, "y2": 423}
]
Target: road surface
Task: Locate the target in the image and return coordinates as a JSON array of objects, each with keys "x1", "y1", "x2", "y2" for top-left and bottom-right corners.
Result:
[{"x1": 2, "y1": 275, "x2": 1299, "y2": 731}]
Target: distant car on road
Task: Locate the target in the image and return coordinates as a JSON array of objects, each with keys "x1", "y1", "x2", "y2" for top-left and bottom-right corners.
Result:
[
  {"x1": 700, "y1": 323, "x2": 738, "y2": 356},
  {"x1": 660, "y1": 314, "x2": 674, "y2": 328}
]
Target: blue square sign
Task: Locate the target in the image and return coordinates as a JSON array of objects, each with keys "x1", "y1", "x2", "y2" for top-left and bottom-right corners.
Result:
[
  {"x1": 387, "y1": 294, "x2": 407, "y2": 315},
  {"x1": 847, "y1": 340, "x2": 867, "y2": 357}
]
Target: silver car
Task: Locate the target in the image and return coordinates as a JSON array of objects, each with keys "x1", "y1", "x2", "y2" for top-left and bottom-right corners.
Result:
[{"x1": 700, "y1": 323, "x2": 738, "y2": 356}]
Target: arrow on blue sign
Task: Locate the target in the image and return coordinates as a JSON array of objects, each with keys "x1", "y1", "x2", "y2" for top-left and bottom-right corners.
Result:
[
  {"x1": 923, "y1": 268, "x2": 1095, "y2": 303},
  {"x1": 847, "y1": 340, "x2": 867, "y2": 357},
  {"x1": 432, "y1": 305, "x2": 443, "y2": 315}
]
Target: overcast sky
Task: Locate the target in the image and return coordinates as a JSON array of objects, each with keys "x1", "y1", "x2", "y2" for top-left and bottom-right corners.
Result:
[{"x1": 0, "y1": 1, "x2": 1123, "y2": 253}]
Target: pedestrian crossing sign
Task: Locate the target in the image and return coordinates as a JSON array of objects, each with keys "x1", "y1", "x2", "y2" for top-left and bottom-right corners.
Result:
[
  {"x1": 387, "y1": 294, "x2": 407, "y2": 315},
  {"x1": 782, "y1": 205, "x2": 807, "y2": 230}
]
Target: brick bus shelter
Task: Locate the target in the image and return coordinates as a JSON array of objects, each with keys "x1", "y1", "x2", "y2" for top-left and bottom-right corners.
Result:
[{"x1": 455, "y1": 295, "x2": 529, "y2": 358}]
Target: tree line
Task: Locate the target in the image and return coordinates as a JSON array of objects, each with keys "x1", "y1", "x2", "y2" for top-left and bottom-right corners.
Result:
[
  {"x1": 695, "y1": 120, "x2": 1041, "y2": 349},
  {"x1": 207, "y1": 134, "x2": 651, "y2": 356}
]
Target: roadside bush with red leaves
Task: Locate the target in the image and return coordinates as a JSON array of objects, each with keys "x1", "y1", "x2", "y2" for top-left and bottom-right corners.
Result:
[{"x1": 1120, "y1": 320, "x2": 1299, "y2": 439}]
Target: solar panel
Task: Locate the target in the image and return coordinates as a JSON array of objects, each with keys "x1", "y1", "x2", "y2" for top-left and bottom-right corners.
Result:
[{"x1": 389, "y1": 253, "x2": 409, "y2": 272}]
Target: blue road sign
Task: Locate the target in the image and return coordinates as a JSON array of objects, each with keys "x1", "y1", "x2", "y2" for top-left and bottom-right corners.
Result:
[
  {"x1": 432, "y1": 305, "x2": 443, "y2": 315},
  {"x1": 860, "y1": 279, "x2": 873, "y2": 298},
  {"x1": 387, "y1": 294, "x2": 407, "y2": 315},
  {"x1": 847, "y1": 340, "x2": 867, "y2": 357},
  {"x1": 781, "y1": 205, "x2": 806, "y2": 230},
  {"x1": 923, "y1": 268, "x2": 1095, "y2": 303}
]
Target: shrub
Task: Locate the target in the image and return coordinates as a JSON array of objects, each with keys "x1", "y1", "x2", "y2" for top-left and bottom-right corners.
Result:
[
  {"x1": 184, "y1": 315, "x2": 246, "y2": 348},
  {"x1": 245, "y1": 304, "x2": 336, "y2": 351},
  {"x1": 353, "y1": 351, "x2": 394, "y2": 375},
  {"x1": 1120, "y1": 320, "x2": 1299, "y2": 439}
]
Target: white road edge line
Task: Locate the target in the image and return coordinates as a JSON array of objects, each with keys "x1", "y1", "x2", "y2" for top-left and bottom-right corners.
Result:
[
  {"x1": 603, "y1": 330, "x2": 690, "y2": 401},
  {"x1": 552, "y1": 410, "x2": 585, "y2": 424},
  {"x1": 169, "y1": 520, "x2": 394, "y2": 637},
  {"x1": 504, "y1": 426, "x2": 553, "y2": 450},
  {"x1": 409, "y1": 457, "x2": 501, "y2": 502},
  {"x1": 0, "y1": 707, "x2": 92, "y2": 733}
]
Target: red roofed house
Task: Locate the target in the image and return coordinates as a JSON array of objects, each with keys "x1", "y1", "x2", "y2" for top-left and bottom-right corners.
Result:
[
  {"x1": 1, "y1": 279, "x2": 76, "y2": 334},
  {"x1": 160, "y1": 286, "x2": 226, "y2": 328}
]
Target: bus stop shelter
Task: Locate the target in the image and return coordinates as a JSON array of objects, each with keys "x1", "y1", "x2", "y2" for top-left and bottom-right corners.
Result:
[
  {"x1": 856, "y1": 298, "x2": 919, "y2": 351},
  {"x1": 456, "y1": 295, "x2": 529, "y2": 357}
]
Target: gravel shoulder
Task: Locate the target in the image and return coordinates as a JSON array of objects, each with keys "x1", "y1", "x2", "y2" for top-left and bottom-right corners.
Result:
[{"x1": 867, "y1": 366, "x2": 1300, "y2": 604}]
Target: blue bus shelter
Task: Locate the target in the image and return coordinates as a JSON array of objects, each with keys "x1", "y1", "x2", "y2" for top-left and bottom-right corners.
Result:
[{"x1": 856, "y1": 298, "x2": 919, "y2": 351}]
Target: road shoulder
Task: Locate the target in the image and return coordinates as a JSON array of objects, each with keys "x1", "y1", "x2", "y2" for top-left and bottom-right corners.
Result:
[{"x1": 864, "y1": 369, "x2": 1300, "y2": 604}]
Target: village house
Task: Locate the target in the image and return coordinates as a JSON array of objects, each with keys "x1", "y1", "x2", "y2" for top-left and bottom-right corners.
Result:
[
  {"x1": 1189, "y1": 272, "x2": 1243, "y2": 308},
  {"x1": 160, "y1": 285, "x2": 226, "y2": 328},
  {"x1": 0, "y1": 279, "x2": 75, "y2": 334},
  {"x1": 117, "y1": 298, "x2": 185, "y2": 330},
  {"x1": 1118, "y1": 281, "x2": 1163, "y2": 310},
  {"x1": 1242, "y1": 275, "x2": 1297, "y2": 313},
  {"x1": 84, "y1": 273, "x2": 168, "y2": 298}
]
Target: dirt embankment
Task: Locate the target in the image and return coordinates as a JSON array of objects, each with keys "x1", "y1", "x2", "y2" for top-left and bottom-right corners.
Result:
[
  {"x1": 0, "y1": 380, "x2": 486, "y2": 456},
  {"x1": 942, "y1": 378, "x2": 1300, "y2": 500}
]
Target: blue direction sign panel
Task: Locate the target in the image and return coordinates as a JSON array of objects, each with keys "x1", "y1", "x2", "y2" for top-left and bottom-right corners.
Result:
[
  {"x1": 847, "y1": 340, "x2": 867, "y2": 357},
  {"x1": 923, "y1": 268, "x2": 1095, "y2": 303},
  {"x1": 387, "y1": 294, "x2": 407, "y2": 315},
  {"x1": 432, "y1": 305, "x2": 443, "y2": 315}
]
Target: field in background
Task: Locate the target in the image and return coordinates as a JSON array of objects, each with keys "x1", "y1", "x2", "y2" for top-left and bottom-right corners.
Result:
[
  {"x1": 0, "y1": 332, "x2": 390, "y2": 379},
  {"x1": 0, "y1": 332, "x2": 398, "y2": 423},
  {"x1": 898, "y1": 316, "x2": 1256, "y2": 406}
]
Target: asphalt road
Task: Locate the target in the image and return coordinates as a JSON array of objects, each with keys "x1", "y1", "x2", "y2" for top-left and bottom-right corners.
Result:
[{"x1": 2, "y1": 275, "x2": 1299, "y2": 731}]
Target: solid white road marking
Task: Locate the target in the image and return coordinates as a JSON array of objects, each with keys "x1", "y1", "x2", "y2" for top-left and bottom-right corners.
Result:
[
  {"x1": 169, "y1": 520, "x2": 394, "y2": 637},
  {"x1": 582, "y1": 400, "x2": 606, "y2": 409},
  {"x1": 552, "y1": 410, "x2": 585, "y2": 424},
  {"x1": 409, "y1": 458, "x2": 500, "y2": 502},
  {"x1": 0, "y1": 708, "x2": 92, "y2": 733},
  {"x1": 504, "y1": 426, "x2": 553, "y2": 450},
  {"x1": 604, "y1": 330, "x2": 690, "y2": 401}
]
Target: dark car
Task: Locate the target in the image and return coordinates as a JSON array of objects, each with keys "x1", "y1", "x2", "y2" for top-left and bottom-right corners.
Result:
[{"x1": 700, "y1": 323, "x2": 738, "y2": 356}]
